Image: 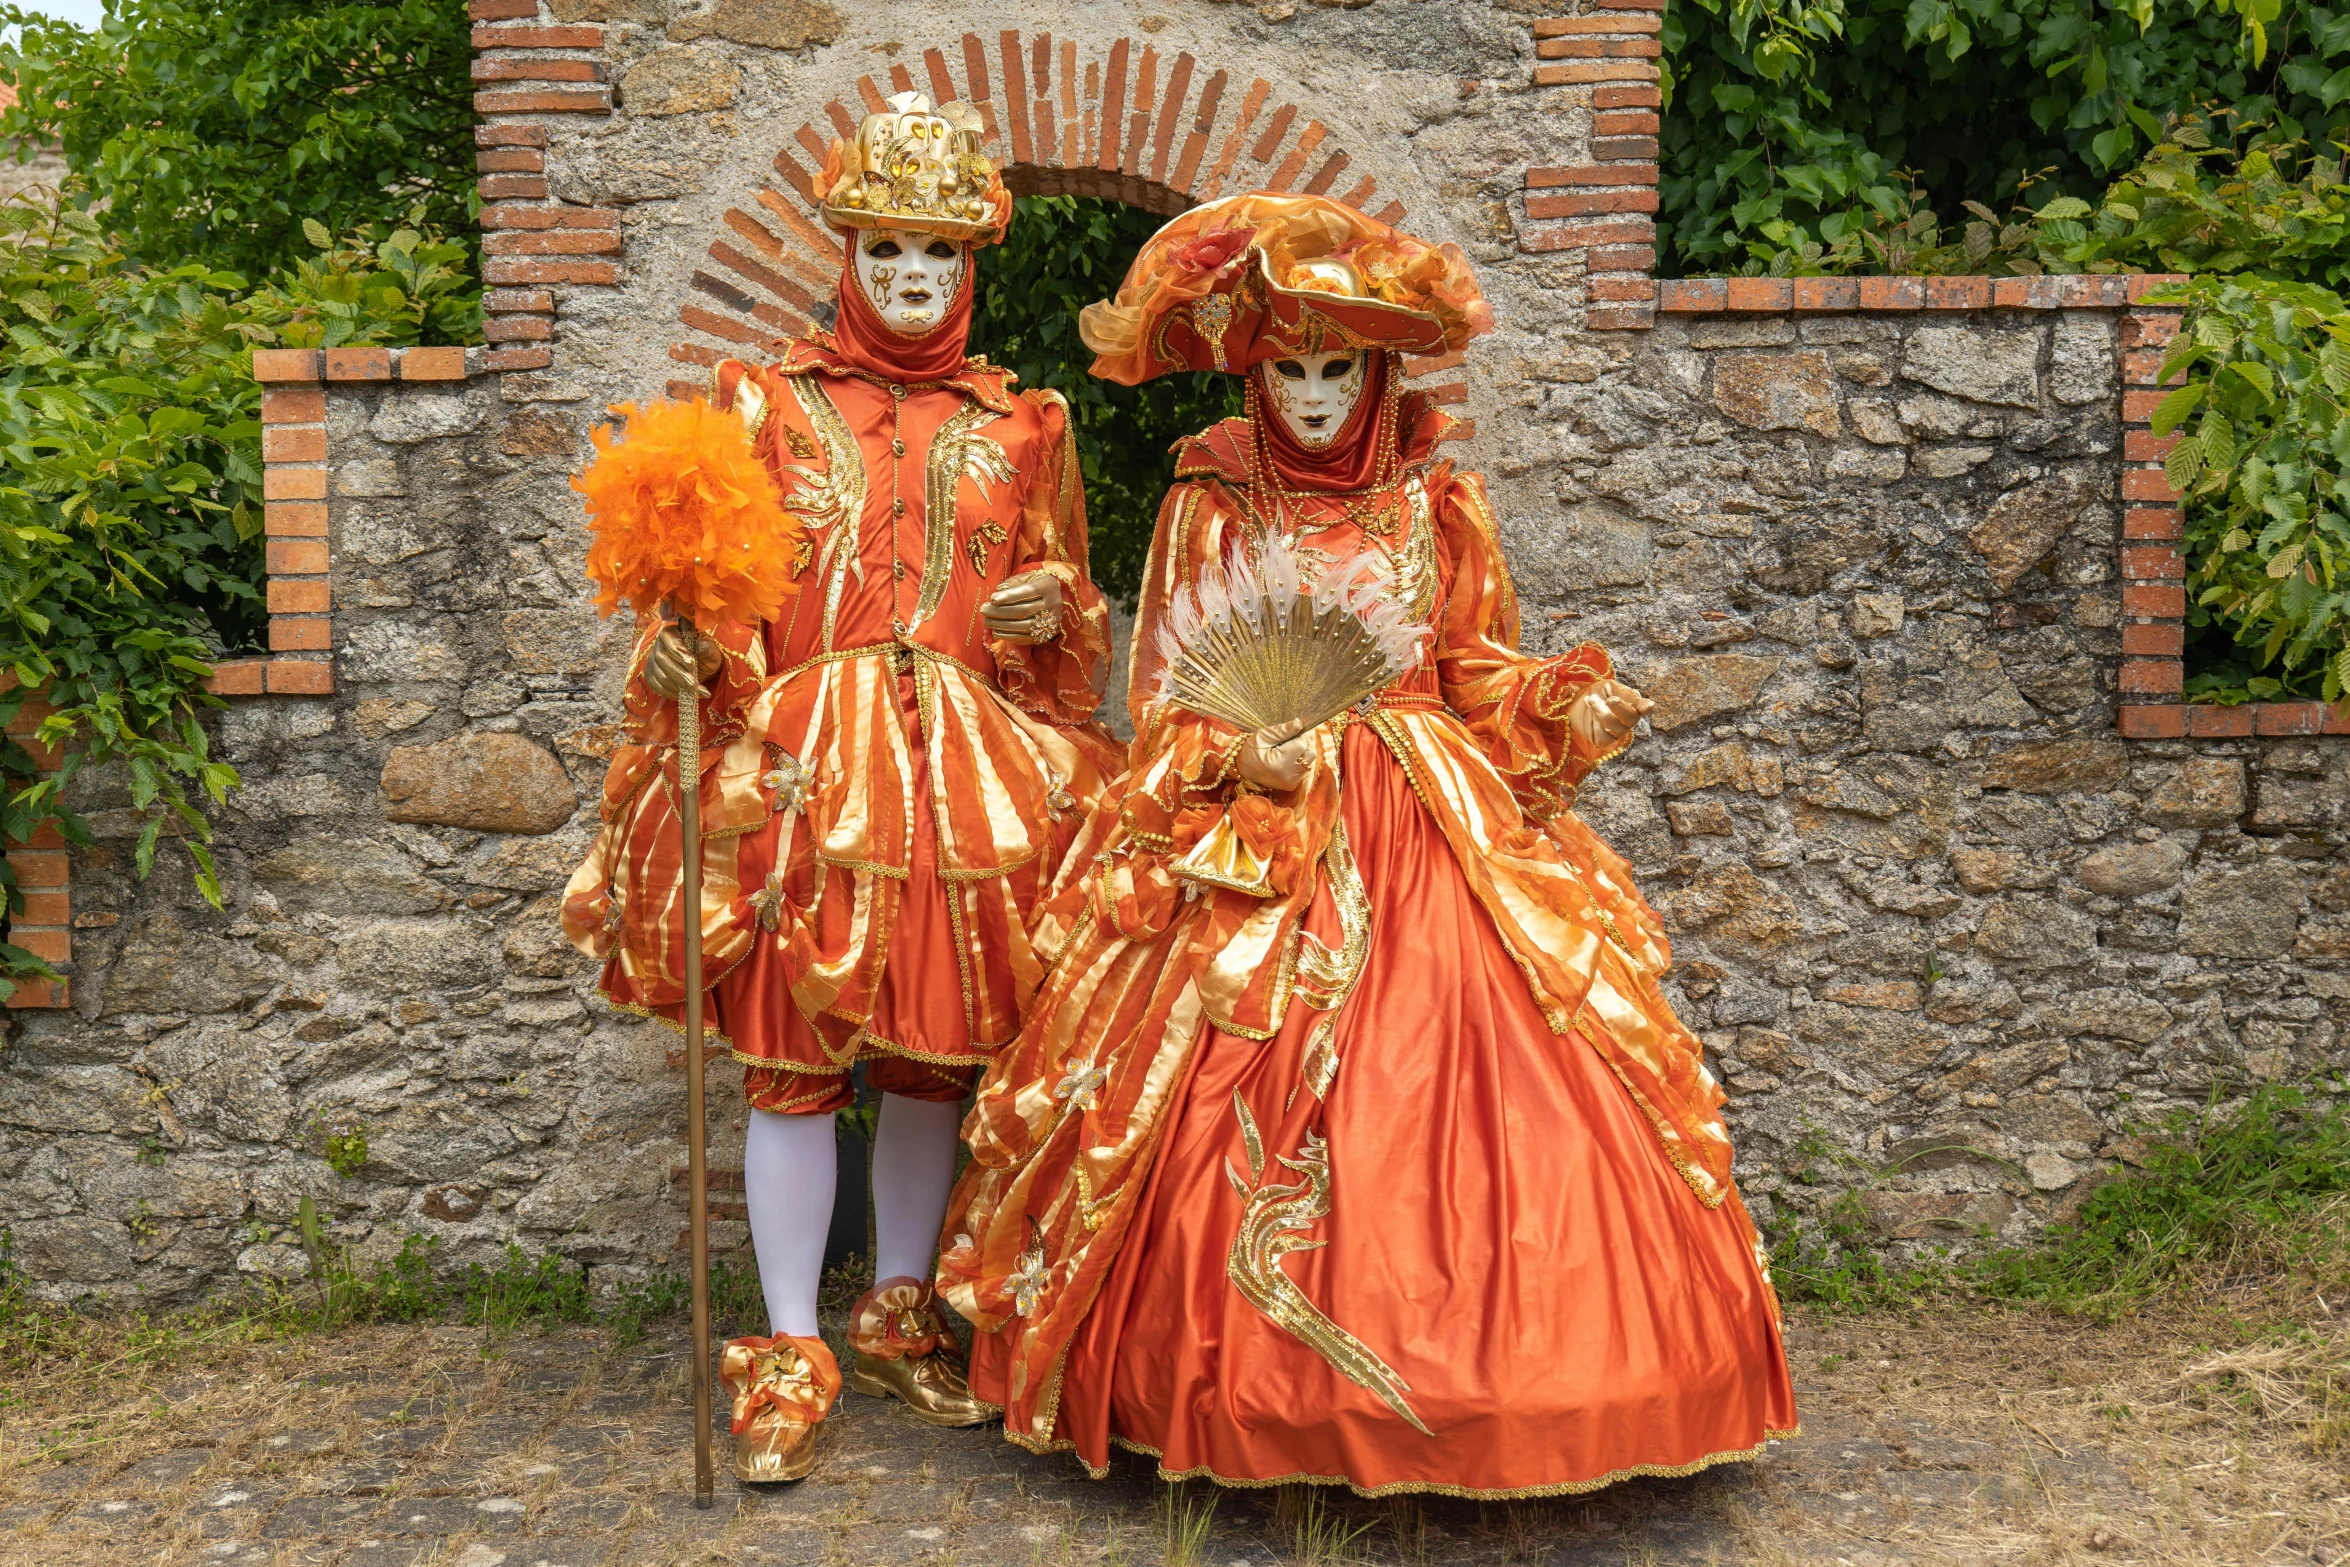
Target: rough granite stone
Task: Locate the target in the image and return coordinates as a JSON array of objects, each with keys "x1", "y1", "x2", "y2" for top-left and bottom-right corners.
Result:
[
  {"x1": 1900, "y1": 327, "x2": 2042, "y2": 408},
  {"x1": 1967, "y1": 480, "x2": 2094, "y2": 593},
  {"x1": 2179, "y1": 862, "x2": 2305, "y2": 959},
  {"x1": 669, "y1": 0, "x2": 846, "y2": 47},
  {"x1": 619, "y1": 47, "x2": 741, "y2": 116},
  {"x1": 379, "y1": 732, "x2": 580, "y2": 835},
  {"x1": 2078, "y1": 838, "x2": 2189, "y2": 897},
  {"x1": 1973, "y1": 897, "x2": 2099, "y2": 968},
  {"x1": 1979, "y1": 739, "x2": 2130, "y2": 794},
  {"x1": 2147, "y1": 758, "x2": 2247, "y2": 828},
  {"x1": 1638, "y1": 654, "x2": 1781, "y2": 732},
  {"x1": 1711, "y1": 352, "x2": 1842, "y2": 437}
]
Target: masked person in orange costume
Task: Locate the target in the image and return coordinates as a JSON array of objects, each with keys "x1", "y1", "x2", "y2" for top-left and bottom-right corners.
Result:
[
  {"x1": 563, "y1": 93, "x2": 1117, "y2": 1483},
  {"x1": 936, "y1": 193, "x2": 1797, "y2": 1498}
]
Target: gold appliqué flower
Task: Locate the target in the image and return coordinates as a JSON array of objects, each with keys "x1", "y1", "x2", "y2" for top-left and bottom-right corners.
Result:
[
  {"x1": 1052, "y1": 1055, "x2": 1108, "y2": 1114},
  {"x1": 965, "y1": 520, "x2": 1009, "y2": 575},
  {"x1": 749, "y1": 871, "x2": 789, "y2": 933},
  {"x1": 761, "y1": 750, "x2": 809, "y2": 815},
  {"x1": 1009, "y1": 1218, "x2": 1049, "y2": 1317}
]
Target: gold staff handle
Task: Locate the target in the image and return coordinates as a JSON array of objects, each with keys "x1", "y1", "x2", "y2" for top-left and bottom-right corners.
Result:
[{"x1": 674, "y1": 609, "x2": 716, "y2": 1509}]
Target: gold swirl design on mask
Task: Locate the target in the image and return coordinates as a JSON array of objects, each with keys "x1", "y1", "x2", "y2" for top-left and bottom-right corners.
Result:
[
  {"x1": 1223, "y1": 1090, "x2": 1430, "y2": 1435},
  {"x1": 867, "y1": 263, "x2": 896, "y2": 308}
]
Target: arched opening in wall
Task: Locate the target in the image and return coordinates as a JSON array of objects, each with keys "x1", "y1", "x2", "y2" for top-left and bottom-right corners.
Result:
[
  {"x1": 966, "y1": 193, "x2": 1238, "y2": 601},
  {"x1": 664, "y1": 37, "x2": 1468, "y2": 597}
]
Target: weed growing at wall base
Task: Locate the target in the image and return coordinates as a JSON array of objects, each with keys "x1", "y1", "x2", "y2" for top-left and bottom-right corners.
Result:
[
  {"x1": 0, "y1": 1226, "x2": 771, "y2": 1377},
  {"x1": 1766, "y1": 1084, "x2": 2350, "y2": 1316},
  {"x1": 1976, "y1": 1083, "x2": 2350, "y2": 1311}
]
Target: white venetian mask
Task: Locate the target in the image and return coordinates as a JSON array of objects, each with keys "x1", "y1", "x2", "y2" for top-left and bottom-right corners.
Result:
[
  {"x1": 853, "y1": 225, "x2": 968, "y2": 336},
  {"x1": 1256, "y1": 349, "x2": 1369, "y2": 450}
]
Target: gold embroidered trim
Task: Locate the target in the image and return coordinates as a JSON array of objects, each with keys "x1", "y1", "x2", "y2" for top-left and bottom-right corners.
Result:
[
  {"x1": 1223, "y1": 1092, "x2": 1429, "y2": 1436},
  {"x1": 731, "y1": 1029, "x2": 999, "y2": 1074},
  {"x1": 813, "y1": 852, "x2": 913, "y2": 881},
  {"x1": 781, "y1": 374, "x2": 866, "y2": 654},
  {"x1": 594, "y1": 993, "x2": 740, "y2": 1050},
  {"x1": 1102, "y1": 1427, "x2": 1801, "y2": 1501},
  {"x1": 915, "y1": 402, "x2": 1013, "y2": 629},
  {"x1": 1294, "y1": 821, "x2": 1370, "y2": 1011},
  {"x1": 1293, "y1": 1012, "x2": 1339, "y2": 1111}
]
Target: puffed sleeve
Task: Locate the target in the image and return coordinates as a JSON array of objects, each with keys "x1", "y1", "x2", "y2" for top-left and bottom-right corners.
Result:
[
  {"x1": 989, "y1": 389, "x2": 1113, "y2": 726},
  {"x1": 1435, "y1": 470, "x2": 1624, "y2": 819}
]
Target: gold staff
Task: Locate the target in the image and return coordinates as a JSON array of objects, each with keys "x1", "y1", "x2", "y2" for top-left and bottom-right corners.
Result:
[{"x1": 675, "y1": 608, "x2": 715, "y2": 1509}]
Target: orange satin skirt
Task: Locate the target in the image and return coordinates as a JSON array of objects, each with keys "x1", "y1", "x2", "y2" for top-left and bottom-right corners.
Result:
[
  {"x1": 712, "y1": 674, "x2": 977, "y2": 1115},
  {"x1": 975, "y1": 731, "x2": 1797, "y2": 1495}
]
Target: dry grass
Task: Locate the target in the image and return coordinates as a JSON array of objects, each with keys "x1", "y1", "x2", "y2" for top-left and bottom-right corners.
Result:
[
  {"x1": 0, "y1": 1276, "x2": 2344, "y2": 1565},
  {"x1": 1763, "y1": 1282, "x2": 2350, "y2": 1567}
]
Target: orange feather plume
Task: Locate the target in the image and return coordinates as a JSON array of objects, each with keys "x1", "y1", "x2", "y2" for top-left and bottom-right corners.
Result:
[{"x1": 573, "y1": 398, "x2": 805, "y2": 627}]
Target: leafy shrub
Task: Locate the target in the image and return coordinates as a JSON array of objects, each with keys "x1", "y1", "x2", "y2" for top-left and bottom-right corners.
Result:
[
  {"x1": 1690, "y1": 119, "x2": 2350, "y2": 280},
  {"x1": 1664, "y1": 0, "x2": 2343, "y2": 275},
  {"x1": 2146, "y1": 272, "x2": 2350, "y2": 704},
  {"x1": 0, "y1": 0, "x2": 476, "y2": 284},
  {"x1": 0, "y1": 193, "x2": 479, "y2": 948}
]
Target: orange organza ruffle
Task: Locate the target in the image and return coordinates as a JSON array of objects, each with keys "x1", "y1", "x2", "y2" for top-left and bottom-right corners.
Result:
[{"x1": 574, "y1": 397, "x2": 806, "y2": 626}]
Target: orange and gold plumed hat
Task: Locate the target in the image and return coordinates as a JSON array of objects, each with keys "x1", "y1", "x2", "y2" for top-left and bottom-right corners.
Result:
[{"x1": 1078, "y1": 191, "x2": 1493, "y2": 386}]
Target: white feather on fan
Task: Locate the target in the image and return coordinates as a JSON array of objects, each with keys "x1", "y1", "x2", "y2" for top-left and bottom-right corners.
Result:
[{"x1": 1150, "y1": 531, "x2": 1428, "y2": 735}]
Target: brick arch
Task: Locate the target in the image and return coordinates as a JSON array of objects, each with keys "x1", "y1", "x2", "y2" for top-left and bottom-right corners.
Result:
[{"x1": 654, "y1": 30, "x2": 1463, "y2": 417}]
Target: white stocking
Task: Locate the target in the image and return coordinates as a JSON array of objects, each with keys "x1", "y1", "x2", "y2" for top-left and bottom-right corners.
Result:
[
  {"x1": 870, "y1": 1093, "x2": 964, "y2": 1285},
  {"x1": 742, "y1": 1107, "x2": 836, "y2": 1338}
]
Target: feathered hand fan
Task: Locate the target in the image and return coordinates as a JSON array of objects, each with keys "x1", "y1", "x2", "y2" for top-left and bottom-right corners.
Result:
[
  {"x1": 574, "y1": 397, "x2": 805, "y2": 627},
  {"x1": 1152, "y1": 532, "x2": 1427, "y2": 734}
]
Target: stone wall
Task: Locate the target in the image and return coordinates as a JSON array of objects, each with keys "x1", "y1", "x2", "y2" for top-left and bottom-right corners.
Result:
[
  {"x1": 1525, "y1": 300, "x2": 2348, "y2": 1251},
  {"x1": 0, "y1": 372, "x2": 741, "y2": 1300},
  {"x1": 3, "y1": 0, "x2": 2338, "y2": 1301}
]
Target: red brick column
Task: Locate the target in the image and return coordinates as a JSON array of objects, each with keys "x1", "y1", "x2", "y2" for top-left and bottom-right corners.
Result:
[
  {"x1": 2115, "y1": 282, "x2": 2191, "y2": 738},
  {"x1": 472, "y1": 3, "x2": 616, "y2": 371},
  {"x1": 215, "y1": 346, "x2": 470, "y2": 697},
  {"x1": 2, "y1": 678, "x2": 69, "y2": 1010},
  {"x1": 1521, "y1": 0, "x2": 1662, "y2": 330}
]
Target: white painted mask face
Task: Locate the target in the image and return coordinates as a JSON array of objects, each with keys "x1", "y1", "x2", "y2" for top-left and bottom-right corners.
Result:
[
  {"x1": 853, "y1": 226, "x2": 967, "y2": 336},
  {"x1": 1257, "y1": 349, "x2": 1369, "y2": 450}
]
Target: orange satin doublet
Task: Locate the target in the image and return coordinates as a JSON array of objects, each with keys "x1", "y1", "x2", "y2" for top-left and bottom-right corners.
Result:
[
  {"x1": 564, "y1": 335, "x2": 1120, "y2": 1101},
  {"x1": 939, "y1": 394, "x2": 1795, "y2": 1495}
]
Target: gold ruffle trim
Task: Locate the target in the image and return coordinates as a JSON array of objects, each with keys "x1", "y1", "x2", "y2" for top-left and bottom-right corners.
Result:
[{"x1": 1100, "y1": 1424, "x2": 1802, "y2": 1500}]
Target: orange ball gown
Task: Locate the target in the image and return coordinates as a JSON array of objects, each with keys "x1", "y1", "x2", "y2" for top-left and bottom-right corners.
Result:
[{"x1": 936, "y1": 194, "x2": 1796, "y2": 1497}]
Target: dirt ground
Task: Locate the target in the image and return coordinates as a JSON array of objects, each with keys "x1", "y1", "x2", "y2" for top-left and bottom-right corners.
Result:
[{"x1": 0, "y1": 1289, "x2": 2342, "y2": 1567}]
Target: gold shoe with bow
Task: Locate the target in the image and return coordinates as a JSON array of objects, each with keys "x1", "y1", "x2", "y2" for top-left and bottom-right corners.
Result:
[
  {"x1": 720, "y1": 1332, "x2": 840, "y2": 1482},
  {"x1": 846, "y1": 1276, "x2": 993, "y2": 1428}
]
